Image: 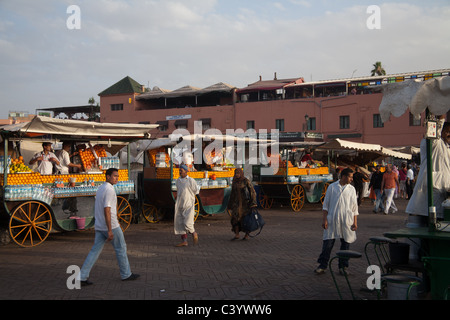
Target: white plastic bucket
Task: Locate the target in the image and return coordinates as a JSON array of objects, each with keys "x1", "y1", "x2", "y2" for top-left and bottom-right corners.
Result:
[{"x1": 386, "y1": 280, "x2": 419, "y2": 300}]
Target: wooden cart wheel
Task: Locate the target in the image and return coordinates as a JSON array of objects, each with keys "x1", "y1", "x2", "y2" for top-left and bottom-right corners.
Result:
[
  {"x1": 259, "y1": 191, "x2": 273, "y2": 209},
  {"x1": 194, "y1": 196, "x2": 200, "y2": 222},
  {"x1": 290, "y1": 184, "x2": 305, "y2": 212},
  {"x1": 142, "y1": 203, "x2": 161, "y2": 223},
  {"x1": 9, "y1": 201, "x2": 52, "y2": 247},
  {"x1": 320, "y1": 183, "x2": 330, "y2": 204},
  {"x1": 117, "y1": 196, "x2": 132, "y2": 232}
]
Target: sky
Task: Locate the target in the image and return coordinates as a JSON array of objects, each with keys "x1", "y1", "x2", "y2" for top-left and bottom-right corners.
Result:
[{"x1": 0, "y1": 0, "x2": 449, "y2": 119}]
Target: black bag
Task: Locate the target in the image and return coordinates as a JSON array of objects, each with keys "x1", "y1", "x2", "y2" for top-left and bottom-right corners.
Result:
[{"x1": 242, "y1": 207, "x2": 265, "y2": 237}]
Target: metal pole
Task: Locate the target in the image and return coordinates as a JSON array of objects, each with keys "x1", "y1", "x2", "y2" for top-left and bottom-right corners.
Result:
[{"x1": 426, "y1": 109, "x2": 435, "y2": 231}]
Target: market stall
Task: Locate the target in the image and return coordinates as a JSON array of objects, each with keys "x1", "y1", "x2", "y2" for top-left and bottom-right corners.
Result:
[
  {"x1": 0, "y1": 116, "x2": 157, "y2": 247},
  {"x1": 253, "y1": 141, "x2": 332, "y2": 212},
  {"x1": 140, "y1": 134, "x2": 258, "y2": 222}
]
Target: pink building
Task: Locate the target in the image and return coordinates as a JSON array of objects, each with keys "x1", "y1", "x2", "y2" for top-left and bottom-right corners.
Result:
[{"x1": 99, "y1": 69, "x2": 450, "y2": 148}]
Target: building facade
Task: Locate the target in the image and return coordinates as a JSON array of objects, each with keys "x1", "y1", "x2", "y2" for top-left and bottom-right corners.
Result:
[{"x1": 98, "y1": 69, "x2": 450, "y2": 148}]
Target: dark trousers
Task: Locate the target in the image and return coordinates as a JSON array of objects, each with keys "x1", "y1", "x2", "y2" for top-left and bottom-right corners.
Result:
[
  {"x1": 317, "y1": 238, "x2": 350, "y2": 269},
  {"x1": 406, "y1": 180, "x2": 414, "y2": 200}
]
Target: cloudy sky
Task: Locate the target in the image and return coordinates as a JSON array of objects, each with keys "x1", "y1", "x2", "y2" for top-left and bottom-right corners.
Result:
[{"x1": 0, "y1": 0, "x2": 449, "y2": 119}]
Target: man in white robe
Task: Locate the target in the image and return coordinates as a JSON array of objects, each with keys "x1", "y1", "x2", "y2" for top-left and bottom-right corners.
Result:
[
  {"x1": 174, "y1": 164, "x2": 200, "y2": 247},
  {"x1": 315, "y1": 168, "x2": 359, "y2": 275},
  {"x1": 406, "y1": 116, "x2": 450, "y2": 222}
]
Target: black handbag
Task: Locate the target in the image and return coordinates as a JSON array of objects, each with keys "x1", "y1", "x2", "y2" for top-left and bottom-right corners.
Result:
[{"x1": 242, "y1": 207, "x2": 265, "y2": 237}]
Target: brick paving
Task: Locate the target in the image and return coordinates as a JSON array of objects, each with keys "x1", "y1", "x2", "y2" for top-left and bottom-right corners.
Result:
[{"x1": 0, "y1": 198, "x2": 411, "y2": 301}]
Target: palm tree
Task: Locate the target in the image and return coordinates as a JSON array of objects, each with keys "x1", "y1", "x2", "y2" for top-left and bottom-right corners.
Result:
[{"x1": 371, "y1": 61, "x2": 386, "y2": 76}]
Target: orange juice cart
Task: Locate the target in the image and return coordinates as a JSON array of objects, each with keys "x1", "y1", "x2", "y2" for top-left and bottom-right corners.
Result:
[
  {"x1": 0, "y1": 116, "x2": 157, "y2": 247},
  {"x1": 140, "y1": 136, "x2": 237, "y2": 223},
  {"x1": 253, "y1": 142, "x2": 332, "y2": 212}
]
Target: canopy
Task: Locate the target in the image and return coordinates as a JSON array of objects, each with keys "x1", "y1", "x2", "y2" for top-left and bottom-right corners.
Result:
[
  {"x1": 379, "y1": 76, "x2": 450, "y2": 122},
  {"x1": 319, "y1": 138, "x2": 411, "y2": 160},
  {"x1": 320, "y1": 138, "x2": 381, "y2": 152},
  {"x1": 0, "y1": 116, "x2": 158, "y2": 140}
]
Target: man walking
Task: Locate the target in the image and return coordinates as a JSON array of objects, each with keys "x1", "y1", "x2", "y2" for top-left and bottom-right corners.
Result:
[
  {"x1": 174, "y1": 164, "x2": 200, "y2": 247},
  {"x1": 381, "y1": 164, "x2": 399, "y2": 215},
  {"x1": 369, "y1": 165, "x2": 385, "y2": 213},
  {"x1": 314, "y1": 168, "x2": 359, "y2": 275},
  {"x1": 79, "y1": 168, "x2": 139, "y2": 285}
]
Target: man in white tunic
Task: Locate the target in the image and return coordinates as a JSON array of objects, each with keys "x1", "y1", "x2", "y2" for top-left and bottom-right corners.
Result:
[
  {"x1": 315, "y1": 168, "x2": 359, "y2": 275},
  {"x1": 406, "y1": 116, "x2": 450, "y2": 222},
  {"x1": 174, "y1": 164, "x2": 200, "y2": 247}
]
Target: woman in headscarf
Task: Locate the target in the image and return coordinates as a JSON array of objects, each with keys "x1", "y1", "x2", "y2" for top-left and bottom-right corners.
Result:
[{"x1": 227, "y1": 168, "x2": 257, "y2": 240}]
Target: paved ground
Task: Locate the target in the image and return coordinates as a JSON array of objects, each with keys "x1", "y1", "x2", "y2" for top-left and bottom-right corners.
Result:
[{"x1": 0, "y1": 198, "x2": 414, "y2": 302}]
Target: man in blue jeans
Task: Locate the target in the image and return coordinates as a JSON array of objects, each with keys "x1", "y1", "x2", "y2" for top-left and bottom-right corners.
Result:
[
  {"x1": 79, "y1": 168, "x2": 139, "y2": 286},
  {"x1": 368, "y1": 165, "x2": 385, "y2": 213},
  {"x1": 314, "y1": 168, "x2": 359, "y2": 275}
]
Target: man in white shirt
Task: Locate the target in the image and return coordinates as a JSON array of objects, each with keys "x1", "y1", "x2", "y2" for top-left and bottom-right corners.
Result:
[
  {"x1": 79, "y1": 168, "x2": 139, "y2": 285},
  {"x1": 314, "y1": 168, "x2": 359, "y2": 275},
  {"x1": 29, "y1": 142, "x2": 60, "y2": 174},
  {"x1": 56, "y1": 141, "x2": 82, "y2": 174},
  {"x1": 406, "y1": 164, "x2": 415, "y2": 200}
]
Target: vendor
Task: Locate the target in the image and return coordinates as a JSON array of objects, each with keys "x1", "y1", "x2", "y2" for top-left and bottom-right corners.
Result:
[
  {"x1": 406, "y1": 115, "x2": 450, "y2": 221},
  {"x1": 56, "y1": 141, "x2": 82, "y2": 174},
  {"x1": 300, "y1": 149, "x2": 323, "y2": 166},
  {"x1": 29, "y1": 142, "x2": 60, "y2": 175}
]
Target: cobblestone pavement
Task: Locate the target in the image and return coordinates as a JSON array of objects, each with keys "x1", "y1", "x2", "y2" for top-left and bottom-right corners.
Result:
[{"x1": 0, "y1": 198, "x2": 411, "y2": 301}]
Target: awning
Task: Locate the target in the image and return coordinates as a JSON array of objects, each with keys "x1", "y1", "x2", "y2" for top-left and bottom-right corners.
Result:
[
  {"x1": 320, "y1": 138, "x2": 381, "y2": 152},
  {"x1": 174, "y1": 119, "x2": 188, "y2": 126},
  {"x1": 319, "y1": 138, "x2": 411, "y2": 160},
  {"x1": 156, "y1": 120, "x2": 168, "y2": 126},
  {"x1": 0, "y1": 116, "x2": 158, "y2": 139},
  {"x1": 199, "y1": 118, "x2": 211, "y2": 125},
  {"x1": 381, "y1": 147, "x2": 412, "y2": 160}
]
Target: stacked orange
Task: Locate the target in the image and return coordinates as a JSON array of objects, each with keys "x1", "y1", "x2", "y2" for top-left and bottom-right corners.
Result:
[
  {"x1": 4, "y1": 172, "x2": 42, "y2": 185},
  {"x1": 79, "y1": 145, "x2": 107, "y2": 170},
  {"x1": 118, "y1": 169, "x2": 129, "y2": 181}
]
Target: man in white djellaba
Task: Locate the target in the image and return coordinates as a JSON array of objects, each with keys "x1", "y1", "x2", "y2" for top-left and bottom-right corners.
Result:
[
  {"x1": 314, "y1": 168, "x2": 359, "y2": 275},
  {"x1": 174, "y1": 164, "x2": 200, "y2": 247},
  {"x1": 406, "y1": 115, "x2": 450, "y2": 223}
]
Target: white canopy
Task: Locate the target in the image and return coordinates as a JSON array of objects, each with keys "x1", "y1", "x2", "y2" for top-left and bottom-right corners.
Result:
[
  {"x1": 320, "y1": 138, "x2": 411, "y2": 160},
  {"x1": 0, "y1": 116, "x2": 158, "y2": 139},
  {"x1": 379, "y1": 76, "x2": 450, "y2": 123},
  {"x1": 320, "y1": 138, "x2": 381, "y2": 152}
]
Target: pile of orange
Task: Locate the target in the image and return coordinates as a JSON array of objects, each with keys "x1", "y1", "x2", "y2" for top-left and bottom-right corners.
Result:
[
  {"x1": 2, "y1": 172, "x2": 41, "y2": 185},
  {"x1": 118, "y1": 169, "x2": 129, "y2": 181},
  {"x1": 79, "y1": 145, "x2": 107, "y2": 169},
  {"x1": 9, "y1": 156, "x2": 33, "y2": 173}
]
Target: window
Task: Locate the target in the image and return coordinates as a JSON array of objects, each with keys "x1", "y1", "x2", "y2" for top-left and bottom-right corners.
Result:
[
  {"x1": 307, "y1": 117, "x2": 316, "y2": 131},
  {"x1": 111, "y1": 104, "x2": 123, "y2": 111},
  {"x1": 339, "y1": 115, "x2": 350, "y2": 129},
  {"x1": 275, "y1": 119, "x2": 284, "y2": 131},
  {"x1": 200, "y1": 118, "x2": 211, "y2": 130},
  {"x1": 373, "y1": 114, "x2": 384, "y2": 128},
  {"x1": 246, "y1": 120, "x2": 255, "y2": 130},
  {"x1": 409, "y1": 112, "x2": 421, "y2": 126},
  {"x1": 156, "y1": 120, "x2": 168, "y2": 132}
]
